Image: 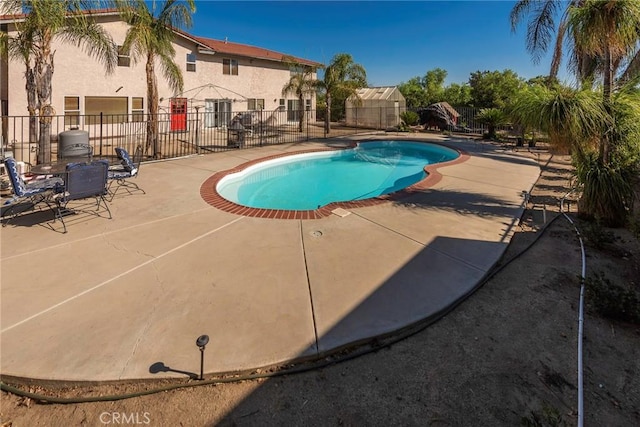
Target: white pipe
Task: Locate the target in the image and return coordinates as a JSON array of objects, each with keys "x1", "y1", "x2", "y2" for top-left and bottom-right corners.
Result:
[{"x1": 560, "y1": 191, "x2": 586, "y2": 427}]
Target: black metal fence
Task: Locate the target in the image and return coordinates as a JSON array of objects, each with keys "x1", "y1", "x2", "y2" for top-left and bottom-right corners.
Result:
[{"x1": 0, "y1": 106, "x2": 488, "y2": 165}]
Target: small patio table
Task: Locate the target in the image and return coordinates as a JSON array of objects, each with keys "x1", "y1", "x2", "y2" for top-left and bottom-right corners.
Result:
[{"x1": 30, "y1": 162, "x2": 69, "y2": 176}]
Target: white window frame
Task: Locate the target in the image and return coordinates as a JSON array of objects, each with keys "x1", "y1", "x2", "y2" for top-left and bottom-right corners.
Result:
[
  {"x1": 186, "y1": 53, "x2": 196, "y2": 72},
  {"x1": 248, "y1": 98, "x2": 264, "y2": 110},
  {"x1": 223, "y1": 58, "x2": 238, "y2": 75},
  {"x1": 132, "y1": 97, "x2": 144, "y2": 122},
  {"x1": 64, "y1": 96, "x2": 80, "y2": 127},
  {"x1": 117, "y1": 45, "x2": 130, "y2": 67}
]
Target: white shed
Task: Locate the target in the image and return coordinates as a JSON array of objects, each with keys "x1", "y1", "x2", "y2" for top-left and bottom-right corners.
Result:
[{"x1": 345, "y1": 86, "x2": 407, "y2": 129}]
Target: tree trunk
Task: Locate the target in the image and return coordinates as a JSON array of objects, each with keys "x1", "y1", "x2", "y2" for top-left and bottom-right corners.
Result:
[
  {"x1": 298, "y1": 94, "x2": 303, "y2": 133},
  {"x1": 601, "y1": 47, "x2": 613, "y2": 165},
  {"x1": 325, "y1": 93, "x2": 331, "y2": 135},
  {"x1": 146, "y1": 55, "x2": 160, "y2": 159},
  {"x1": 488, "y1": 125, "x2": 496, "y2": 140},
  {"x1": 25, "y1": 66, "x2": 38, "y2": 144},
  {"x1": 35, "y1": 51, "x2": 54, "y2": 164}
]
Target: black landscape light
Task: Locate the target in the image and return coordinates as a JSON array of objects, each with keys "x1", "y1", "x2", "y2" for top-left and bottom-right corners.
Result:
[{"x1": 196, "y1": 334, "x2": 209, "y2": 380}]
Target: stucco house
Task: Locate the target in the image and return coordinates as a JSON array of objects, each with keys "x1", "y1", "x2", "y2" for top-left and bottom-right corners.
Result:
[{"x1": 0, "y1": 9, "x2": 320, "y2": 134}]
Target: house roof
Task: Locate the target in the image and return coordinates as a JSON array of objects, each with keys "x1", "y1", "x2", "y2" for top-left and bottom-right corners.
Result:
[
  {"x1": 191, "y1": 35, "x2": 321, "y2": 68},
  {"x1": 1, "y1": 9, "x2": 321, "y2": 68}
]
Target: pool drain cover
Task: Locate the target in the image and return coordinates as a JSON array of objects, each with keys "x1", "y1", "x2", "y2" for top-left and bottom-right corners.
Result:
[{"x1": 311, "y1": 230, "x2": 323, "y2": 237}]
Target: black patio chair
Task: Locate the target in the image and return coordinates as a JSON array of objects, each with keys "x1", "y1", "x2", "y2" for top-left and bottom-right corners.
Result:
[
  {"x1": 107, "y1": 146, "x2": 145, "y2": 201},
  {"x1": 1, "y1": 157, "x2": 64, "y2": 226},
  {"x1": 53, "y1": 159, "x2": 111, "y2": 233}
]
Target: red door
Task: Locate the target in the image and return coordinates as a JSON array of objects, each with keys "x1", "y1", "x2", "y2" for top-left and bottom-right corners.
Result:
[{"x1": 170, "y1": 98, "x2": 187, "y2": 132}]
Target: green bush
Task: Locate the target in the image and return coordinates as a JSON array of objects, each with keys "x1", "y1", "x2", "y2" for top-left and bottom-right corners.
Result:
[
  {"x1": 575, "y1": 152, "x2": 636, "y2": 227},
  {"x1": 400, "y1": 111, "x2": 419, "y2": 126},
  {"x1": 586, "y1": 272, "x2": 640, "y2": 324}
]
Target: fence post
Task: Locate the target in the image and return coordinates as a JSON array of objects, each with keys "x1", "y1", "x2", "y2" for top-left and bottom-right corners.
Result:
[
  {"x1": 98, "y1": 112, "x2": 103, "y2": 158},
  {"x1": 194, "y1": 106, "x2": 201, "y2": 154}
]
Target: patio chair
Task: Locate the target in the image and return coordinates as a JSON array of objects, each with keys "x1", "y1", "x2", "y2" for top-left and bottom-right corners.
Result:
[
  {"x1": 1, "y1": 157, "x2": 64, "y2": 226},
  {"x1": 107, "y1": 146, "x2": 145, "y2": 201},
  {"x1": 53, "y1": 159, "x2": 111, "y2": 233}
]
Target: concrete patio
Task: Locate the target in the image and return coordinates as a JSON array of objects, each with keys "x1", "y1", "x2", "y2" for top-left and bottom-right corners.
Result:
[{"x1": 0, "y1": 134, "x2": 540, "y2": 382}]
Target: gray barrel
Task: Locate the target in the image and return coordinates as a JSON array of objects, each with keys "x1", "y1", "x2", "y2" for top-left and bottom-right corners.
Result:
[{"x1": 58, "y1": 129, "x2": 90, "y2": 160}]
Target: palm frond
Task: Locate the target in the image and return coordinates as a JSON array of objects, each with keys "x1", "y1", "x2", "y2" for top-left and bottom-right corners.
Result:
[
  {"x1": 526, "y1": 0, "x2": 561, "y2": 64},
  {"x1": 158, "y1": 50, "x2": 183, "y2": 94},
  {"x1": 510, "y1": 0, "x2": 533, "y2": 32},
  {"x1": 58, "y1": 21, "x2": 117, "y2": 74}
]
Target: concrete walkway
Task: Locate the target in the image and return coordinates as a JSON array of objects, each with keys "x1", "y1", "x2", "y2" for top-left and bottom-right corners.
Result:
[{"x1": 0, "y1": 134, "x2": 540, "y2": 382}]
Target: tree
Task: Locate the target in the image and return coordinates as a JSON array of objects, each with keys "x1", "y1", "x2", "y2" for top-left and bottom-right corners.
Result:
[
  {"x1": 281, "y1": 60, "x2": 317, "y2": 133},
  {"x1": 0, "y1": 0, "x2": 117, "y2": 163},
  {"x1": 511, "y1": 0, "x2": 640, "y2": 87},
  {"x1": 318, "y1": 53, "x2": 367, "y2": 134},
  {"x1": 397, "y1": 77, "x2": 428, "y2": 110},
  {"x1": 567, "y1": 0, "x2": 640, "y2": 164},
  {"x1": 442, "y1": 83, "x2": 472, "y2": 107},
  {"x1": 510, "y1": 82, "x2": 639, "y2": 226},
  {"x1": 468, "y1": 70, "x2": 524, "y2": 109},
  {"x1": 475, "y1": 108, "x2": 508, "y2": 140},
  {"x1": 422, "y1": 68, "x2": 447, "y2": 105},
  {"x1": 115, "y1": 0, "x2": 196, "y2": 159},
  {"x1": 0, "y1": 26, "x2": 38, "y2": 144},
  {"x1": 510, "y1": 0, "x2": 587, "y2": 82}
]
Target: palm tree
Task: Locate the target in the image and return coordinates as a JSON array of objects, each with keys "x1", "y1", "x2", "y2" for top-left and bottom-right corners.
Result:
[
  {"x1": 512, "y1": 0, "x2": 640, "y2": 225},
  {"x1": 114, "y1": 0, "x2": 195, "y2": 158},
  {"x1": 510, "y1": 0, "x2": 640, "y2": 87},
  {"x1": 0, "y1": 0, "x2": 118, "y2": 163},
  {"x1": 509, "y1": 83, "x2": 607, "y2": 155},
  {"x1": 281, "y1": 59, "x2": 317, "y2": 133},
  {"x1": 475, "y1": 108, "x2": 508, "y2": 140},
  {"x1": 567, "y1": 0, "x2": 640, "y2": 164},
  {"x1": 510, "y1": 0, "x2": 584, "y2": 82},
  {"x1": 318, "y1": 53, "x2": 367, "y2": 134},
  {"x1": 0, "y1": 27, "x2": 38, "y2": 144}
]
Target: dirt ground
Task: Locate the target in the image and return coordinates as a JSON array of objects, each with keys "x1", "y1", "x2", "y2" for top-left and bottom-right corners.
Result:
[{"x1": 1, "y1": 145, "x2": 639, "y2": 427}]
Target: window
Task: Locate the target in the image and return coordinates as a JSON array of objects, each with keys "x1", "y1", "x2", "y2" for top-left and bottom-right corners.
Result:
[
  {"x1": 287, "y1": 99, "x2": 300, "y2": 122},
  {"x1": 85, "y1": 96, "x2": 128, "y2": 124},
  {"x1": 247, "y1": 99, "x2": 264, "y2": 110},
  {"x1": 223, "y1": 58, "x2": 238, "y2": 75},
  {"x1": 279, "y1": 99, "x2": 285, "y2": 108},
  {"x1": 132, "y1": 97, "x2": 144, "y2": 122},
  {"x1": 117, "y1": 45, "x2": 130, "y2": 67},
  {"x1": 186, "y1": 53, "x2": 196, "y2": 72},
  {"x1": 305, "y1": 99, "x2": 312, "y2": 111},
  {"x1": 289, "y1": 65, "x2": 304, "y2": 76},
  {"x1": 64, "y1": 96, "x2": 80, "y2": 126}
]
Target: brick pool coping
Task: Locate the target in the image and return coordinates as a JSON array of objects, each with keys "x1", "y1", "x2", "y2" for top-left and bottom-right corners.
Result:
[{"x1": 200, "y1": 140, "x2": 470, "y2": 219}]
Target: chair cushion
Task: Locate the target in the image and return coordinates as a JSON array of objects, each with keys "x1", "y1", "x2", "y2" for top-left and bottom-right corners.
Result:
[
  {"x1": 24, "y1": 177, "x2": 64, "y2": 194},
  {"x1": 115, "y1": 148, "x2": 135, "y2": 172},
  {"x1": 108, "y1": 170, "x2": 132, "y2": 179}
]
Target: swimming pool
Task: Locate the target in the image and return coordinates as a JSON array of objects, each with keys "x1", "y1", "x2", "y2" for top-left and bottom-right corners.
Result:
[{"x1": 216, "y1": 141, "x2": 459, "y2": 210}]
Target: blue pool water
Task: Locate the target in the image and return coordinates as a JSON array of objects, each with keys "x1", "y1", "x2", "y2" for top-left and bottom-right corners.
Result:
[{"x1": 216, "y1": 141, "x2": 459, "y2": 210}]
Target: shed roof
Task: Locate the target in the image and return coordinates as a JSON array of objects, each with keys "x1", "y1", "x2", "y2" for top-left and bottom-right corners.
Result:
[{"x1": 353, "y1": 86, "x2": 403, "y2": 101}]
